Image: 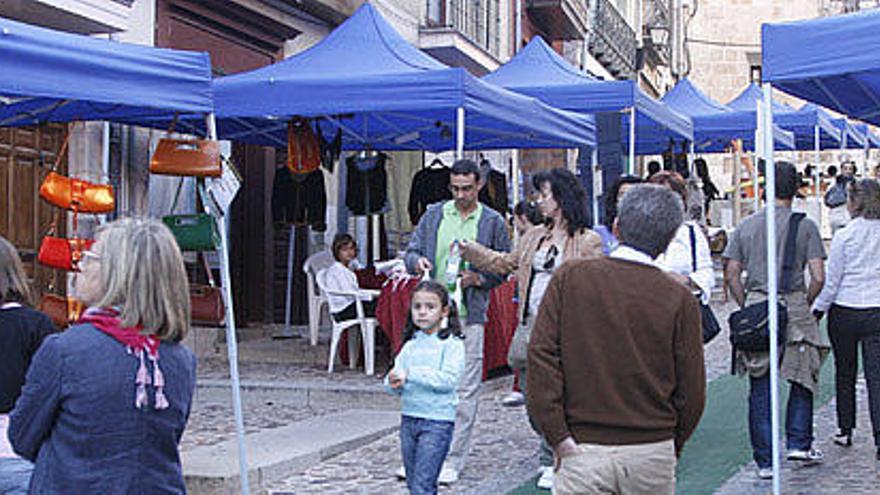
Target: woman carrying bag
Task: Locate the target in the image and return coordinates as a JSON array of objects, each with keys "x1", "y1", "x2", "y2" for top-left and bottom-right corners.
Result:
[{"x1": 459, "y1": 168, "x2": 602, "y2": 490}]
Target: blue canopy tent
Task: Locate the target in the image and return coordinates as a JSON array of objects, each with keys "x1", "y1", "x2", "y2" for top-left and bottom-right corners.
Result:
[
  {"x1": 728, "y1": 82, "x2": 842, "y2": 152},
  {"x1": 482, "y1": 36, "x2": 692, "y2": 164},
  {"x1": 0, "y1": 17, "x2": 254, "y2": 494},
  {"x1": 0, "y1": 17, "x2": 213, "y2": 126},
  {"x1": 854, "y1": 123, "x2": 880, "y2": 148},
  {"x1": 763, "y1": 8, "x2": 880, "y2": 126},
  {"x1": 211, "y1": 4, "x2": 595, "y2": 154},
  {"x1": 660, "y1": 78, "x2": 795, "y2": 152}
]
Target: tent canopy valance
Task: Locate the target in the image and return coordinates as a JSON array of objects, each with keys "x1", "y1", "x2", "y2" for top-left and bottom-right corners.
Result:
[
  {"x1": 0, "y1": 16, "x2": 214, "y2": 127},
  {"x1": 481, "y1": 36, "x2": 692, "y2": 153},
  {"x1": 660, "y1": 78, "x2": 795, "y2": 152},
  {"x1": 727, "y1": 82, "x2": 842, "y2": 150},
  {"x1": 211, "y1": 4, "x2": 595, "y2": 151},
  {"x1": 762, "y1": 9, "x2": 880, "y2": 125}
]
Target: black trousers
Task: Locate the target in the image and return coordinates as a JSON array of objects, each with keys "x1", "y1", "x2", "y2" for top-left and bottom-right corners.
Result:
[
  {"x1": 828, "y1": 304, "x2": 880, "y2": 445},
  {"x1": 332, "y1": 300, "x2": 377, "y2": 322}
]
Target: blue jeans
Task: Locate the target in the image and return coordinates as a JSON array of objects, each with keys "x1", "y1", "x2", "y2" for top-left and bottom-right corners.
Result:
[
  {"x1": 749, "y1": 374, "x2": 814, "y2": 468},
  {"x1": 400, "y1": 415, "x2": 454, "y2": 495},
  {"x1": 0, "y1": 457, "x2": 33, "y2": 495}
]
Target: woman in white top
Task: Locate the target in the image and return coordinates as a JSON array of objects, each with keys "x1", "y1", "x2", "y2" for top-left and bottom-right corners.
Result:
[
  {"x1": 323, "y1": 234, "x2": 376, "y2": 321},
  {"x1": 649, "y1": 171, "x2": 715, "y2": 304},
  {"x1": 812, "y1": 179, "x2": 880, "y2": 457}
]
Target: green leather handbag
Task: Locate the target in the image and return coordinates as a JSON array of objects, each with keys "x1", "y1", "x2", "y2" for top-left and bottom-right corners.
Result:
[
  {"x1": 161, "y1": 178, "x2": 220, "y2": 252},
  {"x1": 162, "y1": 213, "x2": 219, "y2": 251}
]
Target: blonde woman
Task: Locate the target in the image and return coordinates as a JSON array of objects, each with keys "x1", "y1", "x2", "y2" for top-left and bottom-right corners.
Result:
[
  {"x1": 0, "y1": 236, "x2": 56, "y2": 495},
  {"x1": 460, "y1": 168, "x2": 602, "y2": 490},
  {"x1": 9, "y1": 218, "x2": 196, "y2": 493}
]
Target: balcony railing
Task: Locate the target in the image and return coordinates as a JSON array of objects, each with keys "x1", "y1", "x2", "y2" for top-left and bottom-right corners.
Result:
[
  {"x1": 426, "y1": 0, "x2": 502, "y2": 57},
  {"x1": 589, "y1": 0, "x2": 637, "y2": 79}
]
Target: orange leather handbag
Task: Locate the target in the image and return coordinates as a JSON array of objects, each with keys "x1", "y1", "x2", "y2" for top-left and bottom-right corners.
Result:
[
  {"x1": 39, "y1": 127, "x2": 115, "y2": 213},
  {"x1": 150, "y1": 138, "x2": 221, "y2": 177},
  {"x1": 37, "y1": 236, "x2": 95, "y2": 272},
  {"x1": 39, "y1": 172, "x2": 115, "y2": 213},
  {"x1": 40, "y1": 294, "x2": 85, "y2": 329}
]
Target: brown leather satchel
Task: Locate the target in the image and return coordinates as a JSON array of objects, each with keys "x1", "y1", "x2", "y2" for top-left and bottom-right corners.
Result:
[
  {"x1": 190, "y1": 284, "x2": 225, "y2": 326},
  {"x1": 40, "y1": 294, "x2": 85, "y2": 329},
  {"x1": 150, "y1": 138, "x2": 221, "y2": 177}
]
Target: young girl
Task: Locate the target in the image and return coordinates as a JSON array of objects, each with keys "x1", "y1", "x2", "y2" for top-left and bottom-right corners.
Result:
[
  {"x1": 386, "y1": 281, "x2": 465, "y2": 495},
  {"x1": 323, "y1": 233, "x2": 376, "y2": 320}
]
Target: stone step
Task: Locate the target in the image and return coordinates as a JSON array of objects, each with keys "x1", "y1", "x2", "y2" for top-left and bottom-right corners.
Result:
[
  {"x1": 183, "y1": 409, "x2": 400, "y2": 495},
  {"x1": 195, "y1": 378, "x2": 399, "y2": 410}
]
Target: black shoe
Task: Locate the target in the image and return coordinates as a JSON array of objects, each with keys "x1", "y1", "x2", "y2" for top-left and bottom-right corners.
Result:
[
  {"x1": 833, "y1": 430, "x2": 852, "y2": 447},
  {"x1": 876, "y1": 448, "x2": 880, "y2": 461}
]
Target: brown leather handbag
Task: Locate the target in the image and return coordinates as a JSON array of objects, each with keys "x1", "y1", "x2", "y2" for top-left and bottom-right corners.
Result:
[
  {"x1": 150, "y1": 138, "x2": 221, "y2": 177},
  {"x1": 190, "y1": 253, "x2": 225, "y2": 326},
  {"x1": 40, "y1": 294, "x2": 85, "y2": 329},
  {"x1": 37, "y1": 235, "x2": 94, "y2": 272}
]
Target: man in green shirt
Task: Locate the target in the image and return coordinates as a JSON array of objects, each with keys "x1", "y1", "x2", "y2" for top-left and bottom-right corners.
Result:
[{"x1": 406, "y1": 159, "x2": 510, "y2": 483}]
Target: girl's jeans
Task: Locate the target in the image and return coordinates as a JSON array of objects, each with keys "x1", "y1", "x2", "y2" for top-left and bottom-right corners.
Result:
[{"x1": 400, "y1": 415, "x2": 454, "y2": 495}]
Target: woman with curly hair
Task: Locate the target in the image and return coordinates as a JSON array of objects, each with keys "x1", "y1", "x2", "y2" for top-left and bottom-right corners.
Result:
[{"x1": 459, "y1": 167, "x2": 602, "y2": 489}]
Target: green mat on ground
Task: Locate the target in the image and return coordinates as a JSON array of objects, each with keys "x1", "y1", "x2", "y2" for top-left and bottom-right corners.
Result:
[{"x1": 508, "y1": 322, "x2": 838, "y2": 495}]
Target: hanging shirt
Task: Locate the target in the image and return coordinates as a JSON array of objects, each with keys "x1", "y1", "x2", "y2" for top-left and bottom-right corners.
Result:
[
  {"x1": 345, "y1": 153, "x2": 388, "y2": 215},
  {"x1": 434, "y1": 201, "x2": 483, "y2": 317}
]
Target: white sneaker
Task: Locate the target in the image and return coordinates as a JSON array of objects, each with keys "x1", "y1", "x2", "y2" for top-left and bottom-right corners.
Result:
[
  {"x1": 501, "y1": 391, "x2": 525, "y2": 407},
  {"x1": 438, "y1": 466, "x2": 459, "y2": 485},
  {"x1": 787, "y1": 448, "x2": 824, "y2": 464},
  {"x1": 394, "y1": 465, "x2": 406, "y2": 480},
  {"x1": 756, "y1": 467, "x2": 773, "y2": 480},
  {"x1": 536, "y1": 466, "x2": 554, "y2": 490}
]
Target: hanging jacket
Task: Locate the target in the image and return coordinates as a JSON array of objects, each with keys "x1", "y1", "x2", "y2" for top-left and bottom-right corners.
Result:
[
  {"x1": 408, "y1": 166, "x2": 452, "y2": 225},
  {"x1": 272, "y1": 166, "x2": 327, "y2": 231},
  {"x1": 287, "y1": 118, "x2": 321, "y2": 175},
  {"x1": 479, "y1": 169, "x2": 509, "y2": 215},
  {"x1": 345, "y1": 153, "x2": 388, "y2": 215}
]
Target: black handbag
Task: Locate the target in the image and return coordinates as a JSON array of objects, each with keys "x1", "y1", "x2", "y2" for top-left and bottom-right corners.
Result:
[
  {"x1": 688, "y1": 225, "x2": 721, "y2": 344},
  {"x1": 728, "y1": 213, "x2": 805, "y2": 356}
]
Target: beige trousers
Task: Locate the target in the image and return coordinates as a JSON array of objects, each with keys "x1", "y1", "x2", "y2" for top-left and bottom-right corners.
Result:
[{"x1": 553, "y1": 439, "x2": 676, "y2": 495}]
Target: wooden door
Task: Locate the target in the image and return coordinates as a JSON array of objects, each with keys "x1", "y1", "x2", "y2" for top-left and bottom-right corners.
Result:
[{"x1": 0, "y1": 124, "x2": 68, "y2": 300}]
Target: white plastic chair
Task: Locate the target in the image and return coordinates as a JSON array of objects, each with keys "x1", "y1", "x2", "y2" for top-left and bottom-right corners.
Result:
[
  {"x1": 303, "y1": 250, "x2": 335, "y2": 346},
  {"x1": 315, "y1": 269, "x2": 380, "y2": 375}
]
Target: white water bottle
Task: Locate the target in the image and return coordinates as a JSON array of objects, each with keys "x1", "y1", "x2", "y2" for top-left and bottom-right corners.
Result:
[{"x1": 445, "y1": 240, "x2": 461, "y2": 292}]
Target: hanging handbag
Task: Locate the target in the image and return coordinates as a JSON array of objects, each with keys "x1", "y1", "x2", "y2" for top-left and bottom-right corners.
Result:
[
  {"x1": 40, "y1": 294, "x2": 85, "y2": 329},
  {"x1": 150, "y1": 138, "x2": 222, "y2": 177},
  {"x1": 728, "y1": 213, "x2": 805, "y2": 354},
  {"x1": 39, "y1": 125, "x2": 115, "y2": 213},
  {"x1": 688, "y1": 225, "x2": 721, "y2": 344},
  {"x1": 190, "y1": 253, "x2": 225, "y2": 326},
  {"x1": 162, "y1": 178, "x2": 220, "y2": 251},
  {"x1": 38, "y1": 235, "x2": 94, "y2": 272}
]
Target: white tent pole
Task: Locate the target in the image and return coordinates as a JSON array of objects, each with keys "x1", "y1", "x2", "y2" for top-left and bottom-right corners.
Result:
[
  {"x1": 456, "y1": 107, "x2": 465, "y2": 159},
  {"x1": 283, "y1": 224, "x2": 295, "y2": 338},
  {"x1": 762, "y1": 84, "x2": 782, "y2": 495},
  {"x1": 206, "y1": 113, "x2": 250, "y2": 495},
  {"x1": 688, "y1": 141, "x2": 695, "y2": 178},
  {"x1": 814, "y1": 126, "x2": 822, "y2": 232},
  {"x1": 591, "y1": 147, "x2": 600, "y2": 226},
  {"x1": 628, "y1": 107, "x2": 636, "y2": 175},
  {"x1": 755, "y1": 100, "x2": 764, "y2": 212}
]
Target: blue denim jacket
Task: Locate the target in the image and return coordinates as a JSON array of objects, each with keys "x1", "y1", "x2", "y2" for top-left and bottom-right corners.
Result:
[{"x1": 8, "y1": 324, "x2": 196, "y2": 494}]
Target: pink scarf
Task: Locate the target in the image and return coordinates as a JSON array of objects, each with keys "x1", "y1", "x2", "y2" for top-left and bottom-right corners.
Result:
[{"x1": 80, "y1": 308, "x2": 169, "y2": 410}]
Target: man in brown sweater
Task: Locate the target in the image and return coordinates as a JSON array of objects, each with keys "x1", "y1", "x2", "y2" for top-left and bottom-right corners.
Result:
[{"x1": 527, "y1": 184, "x2": 706, "y2": 494}]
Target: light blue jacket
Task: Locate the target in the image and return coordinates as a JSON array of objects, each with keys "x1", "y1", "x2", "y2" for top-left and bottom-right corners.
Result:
[{"x1": 385, "y1": 331, "x2": 465, "y2": 422}]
